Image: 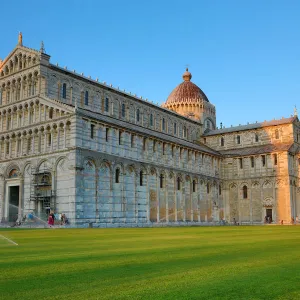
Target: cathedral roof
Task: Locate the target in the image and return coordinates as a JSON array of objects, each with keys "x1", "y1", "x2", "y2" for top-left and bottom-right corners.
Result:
[
  {"x1": 219, "y1": 142, "x2": 297, "y2": 157},
  {"x1": 164, "y1": 69, "x2": 209, "y2": 105},
  {"x1": 203, "y1": 117, "x2": 298, "y2": 136}
]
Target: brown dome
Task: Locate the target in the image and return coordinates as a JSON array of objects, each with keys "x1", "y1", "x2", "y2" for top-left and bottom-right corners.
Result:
[{"x1": 165, "y1": 68, "x2": 209, "y2": 105}]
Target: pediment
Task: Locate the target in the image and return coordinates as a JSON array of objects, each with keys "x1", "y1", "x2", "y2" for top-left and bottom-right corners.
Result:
[{"x1": 0, "y1": 45, "x2": 41, "y2": 77}]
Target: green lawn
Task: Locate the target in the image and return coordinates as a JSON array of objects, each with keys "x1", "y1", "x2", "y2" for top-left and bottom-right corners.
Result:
[{"x1": 1, "y1": 226, "x2": 300, "y2": 300}]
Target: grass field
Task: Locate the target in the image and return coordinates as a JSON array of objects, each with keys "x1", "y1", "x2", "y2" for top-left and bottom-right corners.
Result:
[{"x1": 1, "y1": 226, "x2": 300, "y2": 300}]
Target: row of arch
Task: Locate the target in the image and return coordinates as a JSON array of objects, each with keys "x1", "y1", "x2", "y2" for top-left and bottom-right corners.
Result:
[
  {"x1": 0, "y1": 120, "x2": 71, "y2": 158},
  {"x1": 0, "y1": 71, "x2": 40, "y2": 104}
]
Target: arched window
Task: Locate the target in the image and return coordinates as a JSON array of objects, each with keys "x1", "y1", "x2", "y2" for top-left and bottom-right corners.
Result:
[
  {"x1": 105, "y1": 97, "x2": 109, "y2": 112},
  {"x1": 84, "y1": 91, "x2": 89, "y2": 105},
  {"x1": 140, "y1": 171, "x2": 143, "y2": 186},
  {"x1": 275, "y1": 129, "x2": 279, "y2": 139},
  {"x1": 48, "y1": 133, "x2": 51, "y2": 146},
  {"x1": 207, "y1": 183, "x2": 210, "y2": 194},
  {"x1": 121, "y1": 103, "x2": 125, "y2": 118},
  {"x1": 136, "y1": 109, "x2": 140, "y2": 122},
  {"x1": 255, "y1": 133, "x2": 259, "y2": 142},
  {"x1": 150, "y1": 114, "x2": 153, "y2": 126},
  {"x1": 273, "y1": 154, "x2": 278, "y2": 165},
  {"x1": 183, "y1": 126, "x2": 187, "y2": 138},
  {"x1": 174, "y1": 123, "x2": 177, "y2": 135},
  {"x1": 49, "y1": 108, "x2": 53, "y2": 119},
  {"x1": 251, "y1": 157, "x2": 255, "y2": 168},
  {"x1": 115, "y1": 168, "x2": 120, "y2": 183},
  {"x1": 177, "y1": 177, "x2": 181, "y2": 190},
  {"x1": 160, "y1": 174, "x2": 164, "y2": 188},
  {"x1": 62, "y1": 83, "x2": 67, "y2": 99},
  {"x1": 221, "y1": 137, "x2": 224, "y2": 146},
  {"x1": 162, "y1": 118, "x2": 165, "y2": 131},
  {"x1": 237, "y1": 135, "x2": 241, "y2": 144},
  {"x1": 243, "y1": 185, "x2": 248, "y2": 199},
  {"x1": 193, "y1": 180, "x2": 196, "y2": 192},
  {"x1": 105, "y1": 128, "x2": 109, "y2": 142},
  {"x1": 219, "y1": 184, "x2": 222, "y2": 195}
]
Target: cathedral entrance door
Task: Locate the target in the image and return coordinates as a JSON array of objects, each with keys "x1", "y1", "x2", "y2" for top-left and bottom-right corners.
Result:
[
  {"x1": 8, "y1": 186, "x2": 19, "y2": 222},
  {"x1": 266, "y1": 208, "x2": 272, "y2": 223}
]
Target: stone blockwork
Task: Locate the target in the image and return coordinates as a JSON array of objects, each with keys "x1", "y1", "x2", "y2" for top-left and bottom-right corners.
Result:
[{"x1": 0, "y1": 35, "x2": 299, "y2": 226}]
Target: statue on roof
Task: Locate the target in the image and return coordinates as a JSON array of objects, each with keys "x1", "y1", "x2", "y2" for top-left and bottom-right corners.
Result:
[
  {"x1": 294, "y1": 105, "x2": 298, "y2": 117},
  {"x1": 18, "y1": 32, "x2": 23, "y2": 46}
]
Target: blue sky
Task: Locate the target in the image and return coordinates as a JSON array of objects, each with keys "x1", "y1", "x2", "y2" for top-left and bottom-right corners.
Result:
[{"x1": 1, "y1": 0, "x2": 299, "y2": 128}]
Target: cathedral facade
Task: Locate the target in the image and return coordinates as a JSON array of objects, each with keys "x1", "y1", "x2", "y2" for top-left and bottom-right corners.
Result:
[{"x1": 0, "y1": 35, "x2": 299, "y2": 227}]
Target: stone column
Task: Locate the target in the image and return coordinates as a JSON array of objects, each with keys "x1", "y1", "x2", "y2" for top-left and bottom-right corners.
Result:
[
  {"x1": 156, "y1": 175, "x2": 160, "y2": 222},
  {"x1": 39, "y1": 103, "x2": 42, "y2": 122},
  {"x1": 0, "y1": 175, "x2": 6, "y2": 222},
  {"x1": 174, "y1": 177, "x2": 177, "y2": 222},
  {"x1": 17, "y1": 178, "x2": 24, "y2": 222},
  {"x1": 63, "y1": 125, "x2": 67, "y2": 148}
]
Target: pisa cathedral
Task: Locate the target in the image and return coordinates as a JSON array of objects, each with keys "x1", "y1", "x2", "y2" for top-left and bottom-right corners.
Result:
[{"x1": 0, "y1": 34, "x2": 299, "y2": 227}]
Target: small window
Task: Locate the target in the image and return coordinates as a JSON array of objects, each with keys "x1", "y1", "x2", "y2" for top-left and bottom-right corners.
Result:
[
  {"x1": 131, "y1": 134, "x2": 134, "y2": 148},
  {"x1": 207, "y1": 183, "x2": 210, "y2": 194},
  {"x1": 121, "y1": 103, "x2": 126, "y2": 118},
  {"x1": 143, "y1": 137, "x2": 146, "y2": 151},
  {"x1": 183, "y1": 126, "x2": 187, "y2": 138},
  {"x1": 221, "y1": 137, "x2": 224, "y2": 146},
  {"x1": 162, "y1": 143, "x2": 165, "y2": 155},
  {"x1": 150, "y1": 114, "x2": 153, "y2": 126},
  {"x1": 48, "y1": 133, "x2": 51, "y2": 146},
  {"x1": 219, "y1": 185, "x2": 222, "y2": 195},
  {"x1": 115, "y1": 168, "x2": 120, "y2": 183},
  {"x1": 90, "y1": 124, "x2": 95, "y2": 139},
  {"x1": 84, "y1": 91, "x2": 89, "y2": 105},
  {"x1": 203, "y1": 138, "x2": 206, "y2": 144},
  {"x1": 136, "y1": 109, "x2": 140, "y2": 122},
  {"x1": 162, "y1": 118, "x2": 165, "y2": 131},
  {"x1": 105, "y1": 98, "x2": 109, "y2": 112},
  {"x1": 160, "y1": 174, "x2": 164, "y2": 188},
  {"x1": 255, "y1": 133, "x2": 259, "y2": 142},
  {"x1": 174, "y1": 123, "x2": 177, "y2": 135},
  {"x1": 243, "y1": 185, "x2": 248, "y2": 199},
  {"x1": 62, "y1": 83, "x2": 67, "y2": 99},
  {"x1": 49, "y1": 108, "x2": 53, "y2": 119},
  {"x1": 262, "y1": 155, "x2": 266, "y2": 167},
  {"x1": 153, "y1": 140, "x2": 156, "y2": 152},
  {"x1": 237, "y1": 135, "x2": 241, "y2": 144},
  {"x1": 171, "y1": 145, "x2": 174, "y2": 157},
  {"x1": 105, "y1": 128, "x2": 109, "y2": 142},
  {"x1": 177, "y1": 177, "x2": 181, "y2": 190},
  {"x1": 193, "y1": 180, "x2": 196, "y2": 192},
  {"x1": 140, "y1": 171, "x2": 143, "y2": 186},
  {"x1": 274, "y1": 154, "x2": 278, "y2": 166},
  {"x1": 239, "y1": 158, "x2": 243, "y2": 169},
  {"x1": 251, "y1": 157, "x2": 255, "y2": 168},
  {"x1": 275, "y1": 129, "x2": 279, "y2": 139}
]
